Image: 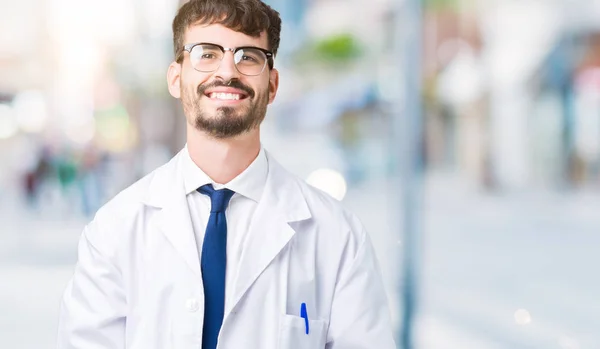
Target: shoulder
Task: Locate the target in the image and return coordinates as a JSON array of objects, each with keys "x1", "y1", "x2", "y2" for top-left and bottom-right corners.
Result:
[
  {"x1": 96, "y1": 150, "x2": 181, "y2": 219},
  {"x1": 83, "y1": 154, "x2": 177, "y2": 254},
  {"x1": 269, "y1": 157, "x2": 372, "y2": 280},
  {"x1": 94, "y1": 172, "x2": 153, "y2": 222},
  {"x1": 268, "y1": 154, "x2": 366, "y2": 240},
  {"x1": 298, "y1": 177, "x2": 367, "y2": 241}
]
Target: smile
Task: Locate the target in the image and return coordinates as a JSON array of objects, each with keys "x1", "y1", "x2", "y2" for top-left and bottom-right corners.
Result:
[{"x1": 208, "y1": 92, "x2": 245, "y2": 100}]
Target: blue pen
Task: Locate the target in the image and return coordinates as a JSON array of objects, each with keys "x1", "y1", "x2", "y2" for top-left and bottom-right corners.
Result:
[{"x1": 300, "y1": 303, "x2": 309, "y2": 334}]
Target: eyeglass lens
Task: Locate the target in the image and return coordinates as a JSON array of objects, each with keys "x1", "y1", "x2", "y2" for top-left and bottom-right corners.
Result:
[{"x1": 189, "y1": 44, "x2": 268, "y2": 76}]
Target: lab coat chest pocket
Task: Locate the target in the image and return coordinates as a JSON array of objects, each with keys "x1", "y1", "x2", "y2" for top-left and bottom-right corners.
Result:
[{"x1": 278, "y1": 314, "x2": 327, "y2": 349}]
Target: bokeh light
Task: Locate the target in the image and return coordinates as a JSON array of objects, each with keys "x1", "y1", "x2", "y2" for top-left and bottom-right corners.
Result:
[
  {"x1": 94, "y1": 104, "x2": 137, "y2": 153},
  {"x1": 514, "y1": 309, "x2": 532, "y2": 325},
  {"x1": 13, "y1": 91, "x2": 48, "y2": 134},
  {"x1": 306, "y1": 168, "x2": 348, "y2": 201},
  {"x1": 0, "y1": 104, "x2": 18, "y2": 140},
  {"x1": 64, "y1": 117, "x2": 95, "y2": 146}
]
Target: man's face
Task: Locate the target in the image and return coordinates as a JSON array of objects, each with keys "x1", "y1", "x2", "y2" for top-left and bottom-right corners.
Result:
[{"x1": 168, "y1": 23, "x2": 279, "y2": 139}]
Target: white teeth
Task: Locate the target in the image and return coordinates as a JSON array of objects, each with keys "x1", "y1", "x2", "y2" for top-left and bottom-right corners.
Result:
[{"x1": 209, "y1": 93, "x2": 241, "y2": 100}]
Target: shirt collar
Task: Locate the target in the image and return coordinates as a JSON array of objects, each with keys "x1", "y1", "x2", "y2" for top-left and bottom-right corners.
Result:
[{"x1": 182, "y1": 144, "x2": 268, "y2": 202}]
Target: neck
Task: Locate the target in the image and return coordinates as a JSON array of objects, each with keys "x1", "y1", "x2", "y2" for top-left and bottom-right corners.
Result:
[{"x1": 187, "y1": 128, "x2": 261, "y2": 184}]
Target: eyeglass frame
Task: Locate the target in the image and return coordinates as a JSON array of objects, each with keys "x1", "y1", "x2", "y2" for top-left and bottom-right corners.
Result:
[{"x1": 180, "y1": 42, "x2": 274, "y2": 76}]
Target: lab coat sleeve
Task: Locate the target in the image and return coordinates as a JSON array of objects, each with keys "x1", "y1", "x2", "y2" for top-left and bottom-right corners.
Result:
[
  {"x1": 57, "y1": 223, "x2": 126, "y2": 349},
  {"x1": 326, "y1": 228, "x2": 397, "y2": 348}
]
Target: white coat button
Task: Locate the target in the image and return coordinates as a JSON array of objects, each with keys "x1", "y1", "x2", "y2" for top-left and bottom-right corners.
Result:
[{"x1": 185, "y1": 298, "x2": 200, "y2": 312}]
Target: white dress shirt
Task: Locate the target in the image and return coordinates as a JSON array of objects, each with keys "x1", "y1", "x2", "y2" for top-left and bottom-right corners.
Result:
[{"x1": 181, "y1": 145, "x2": 268, "y2": 311}]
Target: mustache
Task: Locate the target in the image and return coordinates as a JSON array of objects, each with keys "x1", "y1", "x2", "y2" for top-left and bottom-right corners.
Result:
[{"x1": 197, "y1": 80, "x2": 255, "y2": 98}]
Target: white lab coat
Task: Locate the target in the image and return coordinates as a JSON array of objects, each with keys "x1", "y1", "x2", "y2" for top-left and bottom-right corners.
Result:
[{"x1": 57, "y1": 149, "x2": 396, "y2": 349}]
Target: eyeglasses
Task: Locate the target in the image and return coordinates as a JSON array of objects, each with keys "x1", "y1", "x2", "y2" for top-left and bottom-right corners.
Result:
[{"x1": 182, "y1": 42, "x2": 274, "y2": 76}]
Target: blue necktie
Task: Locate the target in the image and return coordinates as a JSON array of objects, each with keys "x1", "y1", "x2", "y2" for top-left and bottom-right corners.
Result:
[{"x1": 197, "y1": 184, "x2": 235, "y2": 349}]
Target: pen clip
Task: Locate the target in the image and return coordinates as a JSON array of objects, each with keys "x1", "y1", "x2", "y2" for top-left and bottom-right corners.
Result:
[{"x1": 300, "y1": 302, "x2": 309, "y2": 335}]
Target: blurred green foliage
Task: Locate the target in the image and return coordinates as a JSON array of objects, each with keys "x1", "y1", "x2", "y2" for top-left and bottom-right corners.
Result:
[
  {"x1": 290, "y1": 33, "x2": 363, "y2": 70},
  {"x1": 312, "y1": 33, "x2": 363, "y2": 62},
  {"x1": 423, "y1": 0, "x2": 461, "y2": 10}
]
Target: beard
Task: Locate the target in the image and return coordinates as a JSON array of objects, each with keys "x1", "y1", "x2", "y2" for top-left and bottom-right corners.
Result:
[{"x1": 181, "y1": 79, "x2": 269, "y2": 139}]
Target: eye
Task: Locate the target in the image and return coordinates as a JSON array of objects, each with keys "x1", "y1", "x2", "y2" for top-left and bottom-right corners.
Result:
[
  {"x1": 241, "y1": 55, "x2": 258, "y2": 62},
  {"x1": 201, "y1": 53, "x2": 217, "y2": 59}
]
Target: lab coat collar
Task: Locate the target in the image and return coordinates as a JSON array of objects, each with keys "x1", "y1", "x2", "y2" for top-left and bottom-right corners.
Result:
[
  {"x1": 181, "y1": 144, "x2": 268, "y2": 203},
  {"x1": 225, "y1": 149, "x2": 311, "y2": 317},
  {"x1": 141, "y1": 148, "x2": 312, "y2": 291},
  {"x1": 143, "y1": 149, "x2": 201, "y2": 276}
]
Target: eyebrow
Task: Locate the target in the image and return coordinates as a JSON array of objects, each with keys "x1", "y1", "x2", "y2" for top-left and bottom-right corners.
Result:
[{"x1": 185, "y1": 42, "x2": 271, "y2": 52}]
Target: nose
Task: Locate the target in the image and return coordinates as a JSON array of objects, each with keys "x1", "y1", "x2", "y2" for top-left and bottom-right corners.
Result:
[{"x1": 213, "y1": 51, "x2": 241, "y2": 82}]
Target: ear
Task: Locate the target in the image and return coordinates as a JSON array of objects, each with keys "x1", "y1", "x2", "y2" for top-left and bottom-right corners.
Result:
[
  {"x1": 267, "y1": 68, "x2": 279, "y2": 104},
  {"x1": 167, "y1": 62, "x2": 182, "y2": 99}
]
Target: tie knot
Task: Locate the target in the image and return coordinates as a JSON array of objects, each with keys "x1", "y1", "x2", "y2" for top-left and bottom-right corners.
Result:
[{"x1": 198, "y1": 184, "x2": 235, "y2": 212}]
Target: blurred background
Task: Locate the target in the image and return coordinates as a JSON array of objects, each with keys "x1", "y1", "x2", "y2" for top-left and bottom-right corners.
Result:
[{"x1": 1, "y1": 0, "x2": 599, "y2": 347}]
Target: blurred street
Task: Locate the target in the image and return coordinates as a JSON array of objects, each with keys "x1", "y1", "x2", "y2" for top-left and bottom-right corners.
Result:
[
  {"x1": 2, "y1": 0, "x2": 600, "y2": 347},
  {"x1": 2, "y1": 172, "x2": 598, "y2": 348}
]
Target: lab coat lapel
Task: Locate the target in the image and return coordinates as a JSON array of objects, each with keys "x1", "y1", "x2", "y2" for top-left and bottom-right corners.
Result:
[
  {"x1": 143, "y1": 150, "x2": 201, "y2": 277},
  {"x1": 226, "y1": 152, "x2": 311, "y2": 315}
]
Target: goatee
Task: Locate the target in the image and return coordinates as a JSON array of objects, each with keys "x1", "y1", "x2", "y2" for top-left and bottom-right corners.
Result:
[{"x1": 183, "y1": 79, "x2": 268, "y2": 139}]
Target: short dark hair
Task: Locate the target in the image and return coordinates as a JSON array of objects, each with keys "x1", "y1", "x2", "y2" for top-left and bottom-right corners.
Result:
[{"x1": 172, "y1": 0, "x2": 282, "y2": 65}]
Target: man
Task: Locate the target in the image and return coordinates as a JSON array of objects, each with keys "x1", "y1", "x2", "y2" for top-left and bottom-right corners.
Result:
[{"x1": 57, "y1": 0, "x2": 396, "y2": 348}]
